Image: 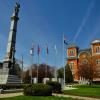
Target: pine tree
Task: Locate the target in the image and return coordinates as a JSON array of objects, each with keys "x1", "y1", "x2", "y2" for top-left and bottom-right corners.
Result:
[{"x1": 65, "y1": 64, "x2": 73, "y2": 83}]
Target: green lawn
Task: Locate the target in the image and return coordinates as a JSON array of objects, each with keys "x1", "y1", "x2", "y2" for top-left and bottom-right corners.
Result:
[
  {"x1": 0, "y1": 96, "x2": 82, "y2": 100},
  {"x1": 63, "y1": 85, "x2": 100, "y2": 98}
]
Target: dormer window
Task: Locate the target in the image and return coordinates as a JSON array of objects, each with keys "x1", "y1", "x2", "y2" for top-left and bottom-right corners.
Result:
[{"x1": 96, "y1": 46, "x2": 100, "y2": 53}]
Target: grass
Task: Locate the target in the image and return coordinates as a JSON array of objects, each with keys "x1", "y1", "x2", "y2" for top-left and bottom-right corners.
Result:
[
  {"x1": 63, "y1": 85, "x2": 100, "y2": 98},
  {"x1": 0, "y1": 96, "x2": 82, "y2": 100},
  {"x1": 73, "y1": 84, "x2": 100, "y2": 88}
]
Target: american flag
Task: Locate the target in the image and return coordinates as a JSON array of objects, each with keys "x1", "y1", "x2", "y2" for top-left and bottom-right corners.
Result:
[{"x1": 46, "y1": 46, "x2": 49, "y2": 55}]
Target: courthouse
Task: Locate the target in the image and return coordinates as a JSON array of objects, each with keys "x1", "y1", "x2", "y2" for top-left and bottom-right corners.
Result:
[{"x1": 67, "y1": 39, "x2": 100, "y2": 82}]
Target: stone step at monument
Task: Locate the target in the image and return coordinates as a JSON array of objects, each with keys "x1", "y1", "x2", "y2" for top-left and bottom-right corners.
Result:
[
  {"x1": 0, "y1": 74, "x2": 21, "y2": 85},
  {"x1": 7, "y1": 75, "x2": 21, "y2": 84}
]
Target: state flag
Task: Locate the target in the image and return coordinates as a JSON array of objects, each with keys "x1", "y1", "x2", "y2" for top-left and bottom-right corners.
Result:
[{"x1": 37, "y1": 44, "x2": 40, "y2": 55}]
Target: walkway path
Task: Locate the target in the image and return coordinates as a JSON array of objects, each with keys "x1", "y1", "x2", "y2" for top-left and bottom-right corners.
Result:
[
  {"x1": 0, "y1": 92, "x2": 100, "y2": 100},
  {"x1": 53, "y1": 93, "x2": 100, "y2": 100},
  {"x1": 0, "y1": 93, "x2": 23, "y2": 98}
]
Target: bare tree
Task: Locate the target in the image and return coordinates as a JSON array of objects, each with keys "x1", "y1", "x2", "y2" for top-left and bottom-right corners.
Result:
[
  {"x1": 23, "y1": 64, "x2": 54, "y2": 83},
  {"x1": 78, "y1": 56, "x2": 99, "y2": 85}
]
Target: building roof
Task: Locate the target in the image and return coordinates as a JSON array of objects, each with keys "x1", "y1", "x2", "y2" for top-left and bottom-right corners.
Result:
[
  {"x1": 68, "y1": 44, "x2": 79, "y2": 49},
  {"x1": 91, "y1": 39, "x2": 100, "y2": 44},
  {"x1": 78, "y1": 48, "x2": 91, "y2": 57},
  {"x1": 79, "y1": 48, "x2": 91, "y2": 53}
]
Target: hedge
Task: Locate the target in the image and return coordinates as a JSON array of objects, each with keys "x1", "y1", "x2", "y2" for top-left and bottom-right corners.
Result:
[
  {"x1": 47, "y1": 81, "x2": 61, "y2": 93},
  {"x1": 24, "y1": 83, "x2": 52, "y2": 96}
]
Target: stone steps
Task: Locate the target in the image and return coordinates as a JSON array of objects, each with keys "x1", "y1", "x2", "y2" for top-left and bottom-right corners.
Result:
[
  {"x1": 0, "y1": 74, "x2": 21, "y2": 85},
  {"x1": 0, "y1": 68, "x2": 21, "y2": 85}
]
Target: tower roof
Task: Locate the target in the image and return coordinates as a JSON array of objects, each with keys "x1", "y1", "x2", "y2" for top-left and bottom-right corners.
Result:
[
  {"x1": 91, "y1": 39, "x2": 100, "y2": 44},
  {"x1": 68, "y1": 44, "x2": 79, "y2": 49}
]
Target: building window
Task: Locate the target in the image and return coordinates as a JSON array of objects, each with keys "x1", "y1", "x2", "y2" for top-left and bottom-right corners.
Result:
[
  {"x1": 82, "y1": 59, "x2": 88, "y2": 64},
  {"x1": 96, "y1": 46, "x2": 100, "y2": 53},
  {"x1": 69, "y1": 62, "x2": 74, "y2": 74},
  {"x1": 96, "y1": 59, "x2": 100, "y2": 64},
  {"x1": 70, "y1": 50, "x2": 75, "y2": 56}
]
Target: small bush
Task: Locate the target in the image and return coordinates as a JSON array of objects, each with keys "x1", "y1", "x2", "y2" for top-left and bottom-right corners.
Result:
[
  {"x1": 24, "y1": 83, "x2": 52, "y2": 96},
  {"x1": 47, "y1": 81, "x2": 61, "y2": 93}
]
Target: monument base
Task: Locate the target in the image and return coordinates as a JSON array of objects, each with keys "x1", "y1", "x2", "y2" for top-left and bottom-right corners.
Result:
[
  {"x1": 0, "y1": 74, "x2": 21, "y2": 85},
  {"x1": 0, "y1": 62, "x2": 21, "y2": 85}
]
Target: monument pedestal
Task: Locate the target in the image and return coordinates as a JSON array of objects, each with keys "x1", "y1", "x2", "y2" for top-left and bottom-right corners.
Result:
[{"x1": 0, "y1": 62, "x2": 21, "y2": 85}]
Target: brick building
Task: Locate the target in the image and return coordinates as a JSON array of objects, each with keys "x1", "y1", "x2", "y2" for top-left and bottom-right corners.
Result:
[{"x1": 67, "y1": 39, "x2": 100, "y2": 82}]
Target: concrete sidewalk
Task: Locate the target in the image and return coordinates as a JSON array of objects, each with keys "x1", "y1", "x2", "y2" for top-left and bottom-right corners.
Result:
[
  {"x1": 53, "y1": 93, "x2": 100, "y2": 100},
  {"x1": 0, "y1": 93, "x2": 23, "y2": 98}
]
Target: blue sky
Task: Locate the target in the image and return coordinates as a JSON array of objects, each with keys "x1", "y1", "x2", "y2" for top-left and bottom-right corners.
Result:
[{"x1": 0, "y1": 0, "x2": 100, "y2": 68}]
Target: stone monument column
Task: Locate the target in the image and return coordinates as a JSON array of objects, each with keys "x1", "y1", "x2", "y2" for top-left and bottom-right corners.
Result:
[
  {"x1": 0, "y1": 2, "x2": 21, "y2": 85},
  {"x1": 3, "y1": 2, "x2": 20, "y2": 74}
]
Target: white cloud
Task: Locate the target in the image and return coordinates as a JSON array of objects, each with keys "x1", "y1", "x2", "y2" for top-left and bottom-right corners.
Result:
[{"x1": 73, "y1": 0, "x2": 95, "y2": 43}]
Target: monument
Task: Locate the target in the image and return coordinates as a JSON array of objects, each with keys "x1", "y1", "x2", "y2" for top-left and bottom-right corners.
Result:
[{"x1": 0, "y1": 2, "x2": 21, "y2": 85}]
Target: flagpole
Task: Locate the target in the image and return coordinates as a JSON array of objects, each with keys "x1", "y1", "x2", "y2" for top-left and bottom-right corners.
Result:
[
  {"x1": 30, "y1": 46, "x2": 34, "y2": 84},
  {"x1": 63, "y1": 34, "x2": 65, "y2": 87},
  {"x1": 31, "y1": 53, "x2": 33, "y2": 83},
  {"x1": 46, "y1": 53, "x2": 48, "y2": 77},
  {"x1": 55, "y1": 45, "x2": 57, "y2": 79},
  {"x1": 45, "y1": 45, "x2": 48, "y2": 78},
  {"x1": 30, "y1": 52, "x2": 33, "y2": 84},
  {"x1": 37, "y1": 54, "x2": 39, "y2": 83},
  {"x1": 55, "y1": 50, "x2": 56, "y2": 78},
  {"x1": 37, "y1": 45, "x2": 40, "y2": 83}
]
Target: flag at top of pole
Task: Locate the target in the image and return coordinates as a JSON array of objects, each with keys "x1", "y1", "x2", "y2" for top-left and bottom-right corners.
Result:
[
  {"x1": 30, "y1": 44, "x2": 34, "y2": 55},
  {"x1": 46, "y1": 45, "x2": 49, "y2": 55},
  {"x1": 37, "y1": 44, "x2": 40, "y2": 55},
  {"x1": 63, "y1": 34, "x2": 68, "y2": 45},
  {"x1": 30, "y1": 47, "x2": 34, "y2": 55}
]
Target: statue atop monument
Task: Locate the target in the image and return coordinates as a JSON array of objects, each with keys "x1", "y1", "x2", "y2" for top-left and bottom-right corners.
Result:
[{"x1": 15, "y1": 2, "x2": 20, "y2": 13}]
